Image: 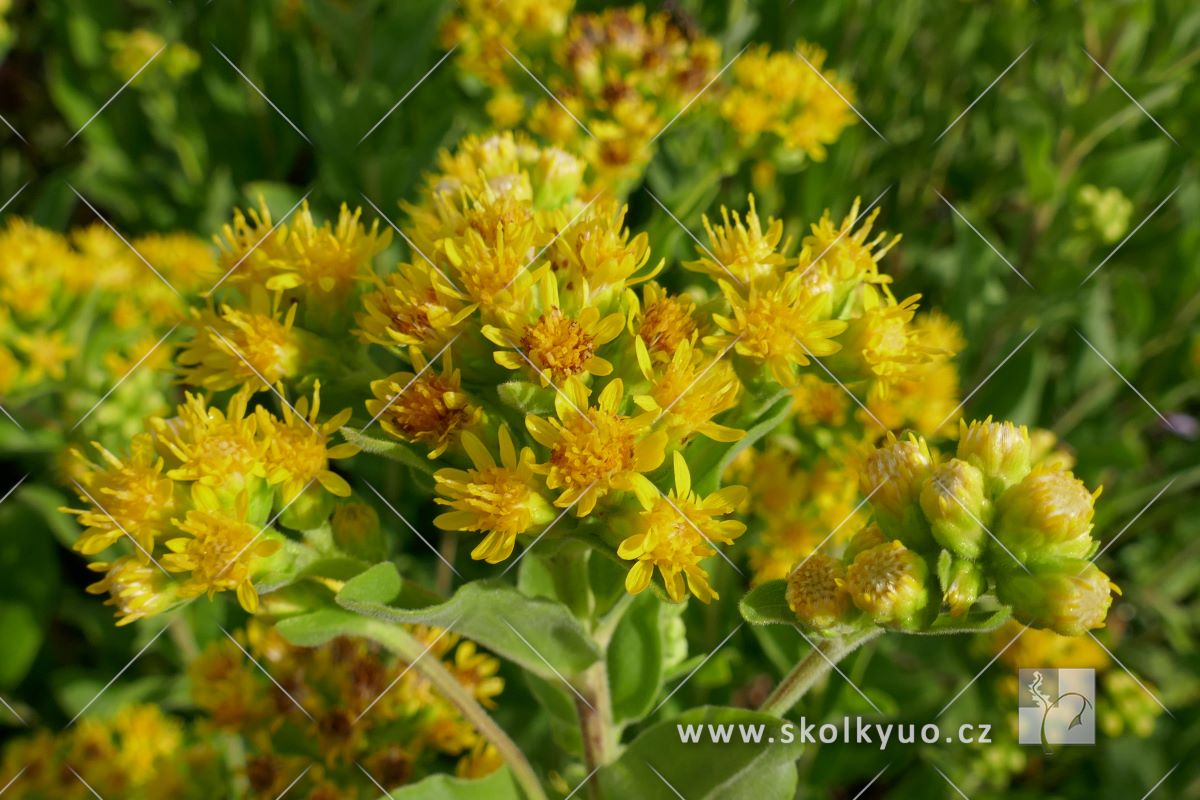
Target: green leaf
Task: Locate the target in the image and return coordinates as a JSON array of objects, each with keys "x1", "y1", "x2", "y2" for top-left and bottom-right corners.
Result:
[
  {"x1": 906, "y1": 607, "x2": 1011, "y2": 636},
  {"x1": 384, "y1": 767, "x2": 521, "y2": 800},
  {"x1": 0, "y1": 604, "x2": 41, "y2": 689},
  {"x1": 496, "y1": 381, "x2": 555, "y2": 416},
  {"x1": 596, "y1": 706, "x2": 803, "y2": 800},
  {"x1": 340, "y1": 427, "x2": 437, "y2": 475},
  {"x1": 738, "y1": 580, "x2": 794, "y2": 626},
  {"x1": 335, "y1": 563, "x2": 601, "y2": 678},
  {"x1": 608, "y1": 591, "x2": 665, "y2": 724}
]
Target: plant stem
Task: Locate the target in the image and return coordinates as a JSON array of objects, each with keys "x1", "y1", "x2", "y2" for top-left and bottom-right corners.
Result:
[
  {"x1": 758, "y1": 628, "x2": 885, "y2": 718},
  {"x1": 574, "y1": 660, "x2": 617, "y2": 800},
  {"x1": 360, "y1": 619, "x2": 547, "y2": 800}
]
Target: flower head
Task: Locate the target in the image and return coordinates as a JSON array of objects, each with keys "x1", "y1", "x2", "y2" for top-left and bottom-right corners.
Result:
[
  {"x1": 483, "y1": 272, "x2": 624, "y2": 385},
  {"x1": 628, "y1": 281, "x2": 698, "y2": 361},
  {"x1": 633, "y1": 337, "x2": 743, "y2": 443},
  {"x1": 686, "y1": 195, "x2": 791, "y2": 286},
  {"x1": 707, "y1": 270, "x2": 847, "y2": 387},
  {"x1": 256, "y1": 382, "x2": 359, "y2": 503},
  {"x1": 66, "y1": 433, "x2": 178, "y2": 556},
  {"x1": 995, "y1": 560, "x2": 1117, "y2": 636},
  {"x1": 786, "y1": 553, "x2": 853, "y2": 630},
  {"x1": 957, "y1": 416, "x2": 1033, "y2": 495},
  {"x1": 994, "y1": 467, "x2": 1101, "y2": 563},
  {"x1": 618, "y1": 453, "x2": 746, "y2": 602},
  {"x1": 526, "y1": 378, "x2": 667, "y2": 516},
  {"x1": 355, "y1": 260, "x2": 476, "y2": 353},
  {"x1": 843, "y1": 540, "x2": 930, "y2": 628},
  {"x1": 163, "y1": 488, "x2": 281, "y2": 612},
  {"x1": 860, "y1": 433, "x2": 935, "y2": 548},
  {"x1": 434, "y1": 426, "x2": 553, "y2": 564},
  {"x1": 366, "y1": 350, "x2": 481, "y2": 459},
  {"x1": 86, "y1": 555, "x2": 179, "y2": 625},
  {"x1": 178, "y1": 302, "x2": 301, "y2": 392},
  {"x1": 920, "y1": 458, "x2": 988, "y2": 559},
  {"x1": 270, "y1": 202, "x2": 392, "y2": 298},
  {"x1": 154, "y1": 387, "x2": 267, "y2": 490}
]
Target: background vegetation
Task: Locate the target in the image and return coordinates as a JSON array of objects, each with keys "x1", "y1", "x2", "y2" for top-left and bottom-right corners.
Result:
[{"x1": 1, "y1": 0, "x2": 1196, "y2": 797}]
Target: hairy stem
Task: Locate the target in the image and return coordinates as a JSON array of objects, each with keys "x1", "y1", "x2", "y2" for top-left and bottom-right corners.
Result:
[
  {"x1": 758, "y1": 628, "x2": 885, "y2": 718},
  {"x1": 360, "y1": 619, "x2": 547, "y2": 800},
  {"x1": 574, "y1": 660, "x2": 617, "y2": 800}
]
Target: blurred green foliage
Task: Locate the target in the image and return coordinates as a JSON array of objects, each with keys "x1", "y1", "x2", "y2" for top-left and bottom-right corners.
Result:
[{"x1": 1, "y1": 0, "x2": 1197, "y2": 798}]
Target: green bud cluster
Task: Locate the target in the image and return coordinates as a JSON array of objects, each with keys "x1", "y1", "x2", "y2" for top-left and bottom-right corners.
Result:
[{"x1": 788, "y1": 419, "x2": 1118, "y2": 637}]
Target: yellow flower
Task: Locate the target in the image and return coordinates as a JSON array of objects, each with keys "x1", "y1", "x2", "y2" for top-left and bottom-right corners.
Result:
[
  {"x1": 177, "y1": 302, "x2": 301, "y2": 392},
  {"x1": 685, "y1": 195, "x2": 791, "y2": 286},
  {"x1": 86, "y1": 555, "x2": 178, "y2": 626},
  {"x1": 549, "y1": 198, "x2": 658, "y2": 299},
  {"x1": 799, "y1": 197, "x2": 899, "y2": 295},
  {"x1": 269, "y1": 202, "x2": 392, "y2": 297},
  {"x1": 256, "y1": 382, "x2": 359, "y2": 503},
  {"x1": 439, "y1": 194, "x2": 545, "y2": 309},
  {"x1": 366, "y1": 349, "x2": 481, "y2": 458},
  {"x1": 154, "y1": 387, "x2": 267, "y2": 489},
  {"x1": 720, "y1": 44, "x2": 856, "y2": 159},
  {"x1": 787, "y1": 553, "x2": 853, "y2": 630},
  {"x1": 526, "y1": 377, "x2": 667, "y2": 516},
  {"x1": 992, "y1": 619, "x2": 1109, "y2": 671},
  {"x1": 214, "y1": 198, "x2": 287, "y2": 289},
  {"x1": 633, "y1": 337, "x2": 743, "y2": 443},
  {"x1": 627, "y1": 281, "x2": 698, "y2": 361},
  {"x1": 832, "y1": 291, "x2": 943, "y2": 397},
  {"x1": 163, "y1": 487, "x2": 281, "y2": 612},
  {"x1": 483, "y1": 272, "x2": 625, "y2": 385},
  {"x1": 433, "y1": 426, "x2": 553, "y2": 564},
  {"x1": 707, "y1": 271, "x2": 847, "y2": 386},
  {"x1": 790, "y1": 372, "x2": 850, "y2": 427},
  {"x1": 113, "y1": 705, "x2": 184, "y2": 783},
  {"x1": 133, "y1": 232, "x2": 218, "y2": 293},
  {"x1": 66, "y1": 433, "x2": 178, "y2": 556},
  {"x1": 14, "y1": 330, "x2": 77, "y2": 383},
  {"x1": 843, "y1": 539, "x2": 930, "y2": 627},
  {"x1": 355, "y1": 260, "x2": 476, "y2": 353},
  {"x1": 617, "y1": 453, "x2": 747, "y2": 603}
]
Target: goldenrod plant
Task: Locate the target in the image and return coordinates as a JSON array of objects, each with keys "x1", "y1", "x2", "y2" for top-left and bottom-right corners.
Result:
[{"x1": 1, "y1": 2, "x2": 1194, "y2": 799}]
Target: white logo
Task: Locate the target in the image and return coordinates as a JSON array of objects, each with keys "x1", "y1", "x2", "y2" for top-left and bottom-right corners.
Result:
[{"x1": 1018, "y1": 668, "x2": 1095, "y2": 748}]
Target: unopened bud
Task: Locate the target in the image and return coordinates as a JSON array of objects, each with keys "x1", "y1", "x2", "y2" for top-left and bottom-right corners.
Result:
[
  {"x1": 861, "y1": 435, "x2": 935, "y2": 549},
  {"x1": 995, "y1": 560, "x2": 1117, "y2": 636},
  {"x1": 957, "y1": 417, "x2": 1031, "y2": 496},
  {"x1": 994, "y1": 468, "x2": 1099, "y2": 563},
  {"x1": 844, "y1": 524, "x2": 887, "y2": 563},
  {"x1": 844, "y1": 540, "x2": 930, "y2": 629},
  {"x1": 787, "y1": 553, "x2": 854, "y2": 631},
  {"x1": 942, "y1": 556, "x2": 984, "y2": 617},
  {"x1": 920, "y1": 458, "x2": 989, "y2": 559},
  {"x1": 332, "y1": 502, "x2": 387, "y2": 562}
]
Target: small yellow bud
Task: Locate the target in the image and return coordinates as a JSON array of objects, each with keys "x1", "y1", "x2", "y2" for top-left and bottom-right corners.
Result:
[
  {"x1": 957, "y1": 417, "x2": 1031, "y2": 496},
  {"x1": 786, "y1": 553, "x2": 853, "y2": 631},
  {"x1": 995, "y1": 560, "x2": 1117, "y2": 636},
  {"x1": 994, "y1": 468, "x2": 1099, "y2": 563},
  {"x1": 844, "y1": 540, "x2": 930, "y2": 629},
  {"x1": 942, "y1": 556, "x2": 984, "y2": 617},
  {"x1": 920, "y1": 458, "x2": 989, "y2": 559},
  {"x1": 861, "y1": 435, "x2": 935, "y2": 549},
  {"x1": 843, "y1": 523, "x2": 887, "y2": 563}
]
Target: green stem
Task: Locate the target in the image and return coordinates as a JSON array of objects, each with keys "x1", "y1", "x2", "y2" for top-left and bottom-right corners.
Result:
[
  {"x1": 360, "y1": 619, "x2": 547, "y2": 800},
  {"x1": 574, "y1": 661, "x2": 617, "y2": 800},
  {"x1": 758, "y1": 628, "x2": 884, "y2": 718}
]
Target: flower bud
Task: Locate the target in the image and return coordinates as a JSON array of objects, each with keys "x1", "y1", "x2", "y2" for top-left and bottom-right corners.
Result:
[
  {"x1": 786, "y1": 553, "x2": 854, "y2": 631},
  {"x1": 957, "y1": 418, "x2": 1031, "y2": 496},
  {"x1": 920, "y1": 458, "x2": 989, "y2": 559},
  {"x1": 994, "y1": 468, "x2": 1099, "y2": 563},
  {"x1": 861, "y1": 435, "x2": 935, "y2": 549},
  {"x1": 844, "y1": 540, "x2": 930, "y2": 629},
  {"x1": 332, "y1": 502, "x2": 387, "y2": 562},
  {"x1": 942, "y1": 556, "x2": 984, "y2": 617},
  {"x1": 843, "y1": 523, "x2": 887, "y2": 563},
  {"x1": 994, "y1": 560, "x2": 1117, "y2": 636}
]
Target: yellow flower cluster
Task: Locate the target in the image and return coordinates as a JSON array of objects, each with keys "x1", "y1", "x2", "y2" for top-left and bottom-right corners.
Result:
[
  {"x1": 0, "y1": 218, "x2": 214, "y2": 448},
  {"x1": 0, "y1": 704, "x2": 219, "y2": 800},
  {"x1": 786, "y1": 420, "x2": 1118, "y2": 635},
  {"x1": 65, "y1": 383, "x2": 358, "y2": 622},
  {"x1": 0, "y1": 623, "x2": 503, "y2": 799},
  {"x1": 191, "y1": 622, "x2": 503, "y2": 795},
  {"x1": 719, "y1": 44, "x2": 857, "y2": 161},
  {"x1": 105, "y1": 28, "x2": 199, "y2": 83},
  {"x1": 443, "y1": 3, "x2": 854, "y2": 192}
]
